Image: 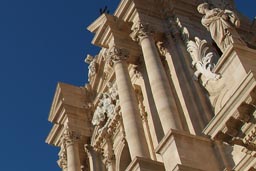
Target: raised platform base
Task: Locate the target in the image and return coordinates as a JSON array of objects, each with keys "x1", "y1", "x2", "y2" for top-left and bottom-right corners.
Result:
[
  {"x1": 156, "y1": 129, "x2": 223, "y2": 171},
  {"x1": 125, "y1": 157, "x2": 165, "y2": 171}
]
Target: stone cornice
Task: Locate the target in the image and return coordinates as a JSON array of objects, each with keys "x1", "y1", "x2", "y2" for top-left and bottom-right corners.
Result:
[
  {"x1": 45, "y1": 124, "x2": 64, "y2": 146},
  {"x1": 48, "y1": 82, "x2": 90, "y2": 124},
  {"x1": 87, "y1": 14, "x2": 141, "y2": 64}
]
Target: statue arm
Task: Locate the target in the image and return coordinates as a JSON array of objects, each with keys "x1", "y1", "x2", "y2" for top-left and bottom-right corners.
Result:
[{"x1": 224, "y1": 9, "x2": 240, "y2": 27}]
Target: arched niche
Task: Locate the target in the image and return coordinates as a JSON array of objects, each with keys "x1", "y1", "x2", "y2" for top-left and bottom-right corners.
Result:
[{"x1": 115, "y1": 140, "x2": 132, "y2": 171}]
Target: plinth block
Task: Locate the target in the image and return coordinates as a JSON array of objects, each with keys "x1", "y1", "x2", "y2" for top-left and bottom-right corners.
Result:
[
  {"x1": 125, "y1": 157, "x2": 165, "y2": 171},
  {"x1": 172, "y1": 164, "x2": 204, "y2": 171},
  {"x1": 156, "y1": 129, "x2": 221, "y2": 171}
]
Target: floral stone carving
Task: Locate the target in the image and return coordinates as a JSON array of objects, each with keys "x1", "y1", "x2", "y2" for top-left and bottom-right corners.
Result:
[{"x1": 92, "y1": 83, "x2": 120, "y2": 126}]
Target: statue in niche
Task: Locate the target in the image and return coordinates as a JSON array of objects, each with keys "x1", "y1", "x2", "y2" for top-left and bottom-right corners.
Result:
[
  {"x1": 85, "y1": 54, "x2": 97, "y2": 82},
  {"x1": 92, "y1": 100, "x2": 105, "y2": 125},
  {"x1": 197, "y1": 2, "x2": 241, "y2": 52}
]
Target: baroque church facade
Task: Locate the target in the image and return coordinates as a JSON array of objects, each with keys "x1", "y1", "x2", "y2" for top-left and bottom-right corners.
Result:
[{"x1": 46, "y1": 0, "x2": 256, "y2": 170}]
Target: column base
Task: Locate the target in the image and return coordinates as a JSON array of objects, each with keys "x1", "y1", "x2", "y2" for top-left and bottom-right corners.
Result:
[
  {"x1": 156, "y1": 129, "x2": 222, "y2": 171},
  {"x1": 125, "y1": 157, "x2": 165, "y2": 171}
]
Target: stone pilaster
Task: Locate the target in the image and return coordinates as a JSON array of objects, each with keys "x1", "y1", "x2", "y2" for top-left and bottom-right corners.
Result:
[
  {"x1": 62, "y1": 128, "x2": 81, "y2": 171},
  {"x1": 107, "y1": 45, "x2": 150, "y2": 159},
  {"x1": 131, "y1": 21, "x2": 182, "y2": 134}
]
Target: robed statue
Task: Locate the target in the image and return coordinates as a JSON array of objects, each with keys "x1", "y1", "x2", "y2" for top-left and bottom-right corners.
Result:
[{"x1": 197, "y1": 3, "x2": 241, "y2": 52}]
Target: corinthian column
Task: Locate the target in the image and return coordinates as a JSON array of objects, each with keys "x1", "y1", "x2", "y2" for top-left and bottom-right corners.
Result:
[
  {"x1": 62, "y1": 128, "x2": 81, "y2": 171},
  {"x1": 131, "y1": 22, "x2": 182, "y2": 134},
  {"x1": 107, "y1": 46, "x2": 150, "y2": 159}
]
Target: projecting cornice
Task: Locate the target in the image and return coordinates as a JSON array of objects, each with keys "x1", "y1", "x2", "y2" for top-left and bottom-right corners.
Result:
[
  {"x1": 87, "y1": 13, "x2": 141, "y2": 64},
  {"x1": 48, "y1": 82, "x2": 89, "y2": 124},
  {"x1": 45, "y1": 124, "x2": 64, "y2": 146}
]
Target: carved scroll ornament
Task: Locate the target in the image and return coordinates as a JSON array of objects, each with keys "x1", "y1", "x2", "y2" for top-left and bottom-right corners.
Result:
[{"x1": 187, "y1": 37, "x2": 221, "y2": 86}]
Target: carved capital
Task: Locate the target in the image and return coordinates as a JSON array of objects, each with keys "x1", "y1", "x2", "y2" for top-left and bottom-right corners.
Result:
[
  {"x1": 107, "y1": 46, "x2": 129, "y2": 65},
  {"x1": 62, "y1": 128, "x2": 80, "y2": 148},
  {"x1": 131, "y1": 21, "x2": 154, "y2": 43},
  {"x1": 57, "y1": 150, "x2": 67, "y2": 169}
]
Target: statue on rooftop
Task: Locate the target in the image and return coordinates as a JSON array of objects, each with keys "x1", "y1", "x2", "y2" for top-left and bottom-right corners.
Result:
[{"x1": 197, "y1": 2, "x2": 240, "y2": 52}]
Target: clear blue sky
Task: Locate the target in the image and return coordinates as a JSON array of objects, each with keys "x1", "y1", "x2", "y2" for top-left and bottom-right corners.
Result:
[{"x1": 0, "y1": 0, "x2": 254, "y2": 171}]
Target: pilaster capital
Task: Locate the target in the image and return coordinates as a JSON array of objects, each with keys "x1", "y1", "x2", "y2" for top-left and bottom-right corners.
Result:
[
  {"x1": 130, "y1": 21, "x2": 155, "y2": 43},
  {"x1": 107, "y1": 46, "x2": 129, "y2": 65},
  {"x1": 62, "y1": 128, "x2": 80, "y2": 148}
]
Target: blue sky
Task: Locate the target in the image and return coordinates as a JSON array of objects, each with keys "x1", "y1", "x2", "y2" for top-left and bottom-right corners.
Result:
[{"x1": 0, "y1": 0, "x2": 254, "y2": 171}]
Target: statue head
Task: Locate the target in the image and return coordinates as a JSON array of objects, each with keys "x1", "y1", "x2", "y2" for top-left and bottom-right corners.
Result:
[{"x1": 197, "y1": 3, "x2": 209, "y2": 14}]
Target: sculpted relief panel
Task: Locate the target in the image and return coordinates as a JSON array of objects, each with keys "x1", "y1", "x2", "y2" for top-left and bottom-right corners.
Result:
[{"x1": 92, "y1": 82, "x2": 120, "y2": 126}]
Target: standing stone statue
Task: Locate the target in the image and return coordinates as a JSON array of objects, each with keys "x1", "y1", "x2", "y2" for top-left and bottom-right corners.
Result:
[{"x1": 197, "y1": 2, "x2": 240, "y2": 52}]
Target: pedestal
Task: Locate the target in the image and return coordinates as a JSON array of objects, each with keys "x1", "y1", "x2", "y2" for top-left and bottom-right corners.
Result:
[
  {"x1": 125, "y1": 157, "x2": 165, "y2": 171},
  {"x1": 156, "y1": 129, "x2": 222, "y2": 171}
]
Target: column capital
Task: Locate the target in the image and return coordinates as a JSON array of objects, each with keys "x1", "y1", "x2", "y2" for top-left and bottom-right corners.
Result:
[
  {"x1": 130, "y1": 21, "x2": 155, "y2": 43},
  {"x1": 57, "y1": 150, "x2": 67, "y2": 170},
  {"x1": 106, "y1": 46, "x2": 129, "y2": 65},
  {"x1": 62, "y1": 128, "x2": 80, "y2": 148}
]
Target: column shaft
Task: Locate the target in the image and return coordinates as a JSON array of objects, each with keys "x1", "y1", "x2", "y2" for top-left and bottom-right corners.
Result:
[
  {"x1": 114, "y1": 60, "x2": 150, "y2": 159},
  {"x1": 66, "y1": 142, "x2": 81, "y2": 171},
  {"x1": 140, "y1": 34, "x2": 182, "y2": 133}
]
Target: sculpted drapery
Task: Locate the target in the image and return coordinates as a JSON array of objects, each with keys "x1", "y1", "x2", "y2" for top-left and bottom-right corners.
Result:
[{"x1": 197, "y1": 3, "x2": 240, "y2": 52}]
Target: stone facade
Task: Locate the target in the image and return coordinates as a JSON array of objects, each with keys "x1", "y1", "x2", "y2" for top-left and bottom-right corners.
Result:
[{"x1": 46, "y1": 0, "x2": 256, "y2": 171}]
